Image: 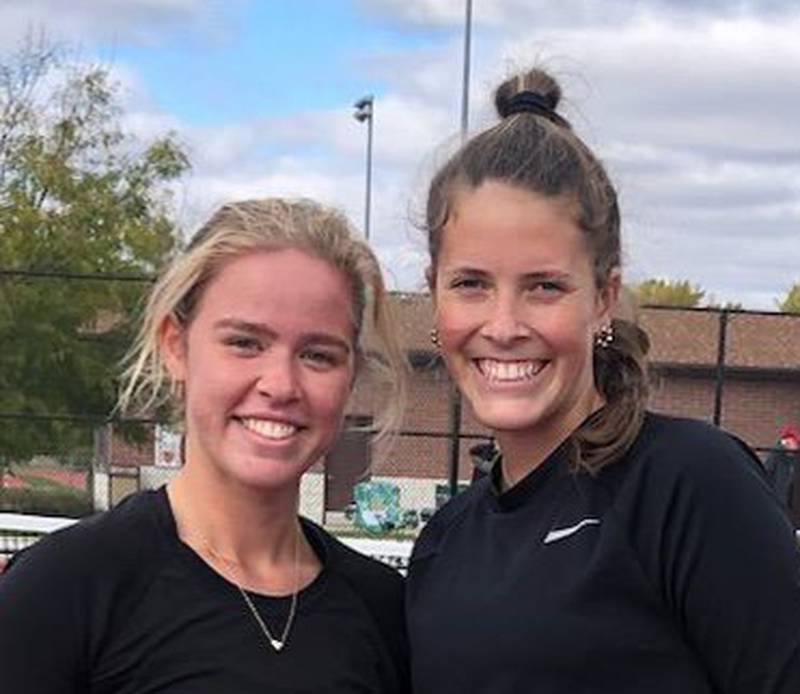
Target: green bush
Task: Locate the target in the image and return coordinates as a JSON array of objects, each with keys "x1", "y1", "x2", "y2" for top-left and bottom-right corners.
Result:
[{"x1": 0, "y1": 487, "x2": 93, "y2": 517}]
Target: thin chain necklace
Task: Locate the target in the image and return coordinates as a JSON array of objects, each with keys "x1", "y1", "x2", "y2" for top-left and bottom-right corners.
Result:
[{"x1": 198, "y1": 522, "x2": 301, "y2": 653}]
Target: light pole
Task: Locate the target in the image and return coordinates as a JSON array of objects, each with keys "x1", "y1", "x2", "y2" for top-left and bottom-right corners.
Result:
[
  {"x1": 449, "y1": 0, "x2": 473, "y2": 500},
  {"x1": 461, "y1": 0, "x2": 473, "y2": 139},
  {"x1": 353, "y1": 95, "x2": 374, "y2": 242}
]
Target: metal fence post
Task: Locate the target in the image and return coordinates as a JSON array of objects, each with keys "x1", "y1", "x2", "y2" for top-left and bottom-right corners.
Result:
[
  {"x1": 713, "y1": 309, "x2": 729, "y2": 426},
  {"x1": 448, "y1": 381, "x2": 462, "y2": 499},
  {"x1": 92, "y1": 423, "x2": 112, "y2": 511}
]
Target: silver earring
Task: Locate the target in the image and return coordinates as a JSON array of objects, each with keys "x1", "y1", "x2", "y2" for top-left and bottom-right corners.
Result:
[
  {"x1": 594, "y1": 323, "x2": 614, "y2": 348},
  {"x1": 429, "y1": 327, "x2": 441, "y2": 348}
]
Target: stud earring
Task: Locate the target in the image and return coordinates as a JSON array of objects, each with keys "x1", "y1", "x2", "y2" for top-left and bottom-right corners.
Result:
[
  {"x1": 429, "y1": 327, "x2": 441, "y2": 348},
  {"x1": 594, "y1": 323, "x2": 614, "y2": 348}
]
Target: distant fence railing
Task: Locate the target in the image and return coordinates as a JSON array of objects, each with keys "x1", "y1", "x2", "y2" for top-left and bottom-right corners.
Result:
[
  {"x1": 0, "y1": 513, "x2": 413, "y2": 573},
  {"x1": 0, "y1": 513, "x2": 78, "y2": 559}
]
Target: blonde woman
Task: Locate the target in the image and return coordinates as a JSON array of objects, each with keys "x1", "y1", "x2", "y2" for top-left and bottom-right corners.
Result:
[{"x1": 0, "y1": 199, "x2": 410, "y2": 693}]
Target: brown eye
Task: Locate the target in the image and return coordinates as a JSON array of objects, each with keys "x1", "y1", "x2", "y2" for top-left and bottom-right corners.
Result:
[
  {"x1": 528, "y1": 280, "x2": 565, "y2": 295},
  {"x1": 301, "y1": 348, "x2": 339, "y2": 368},
  {"x1": 224, "y1": 335, "x2": 262, "y2": 353},
  {"x1": 450, "y1": 277, "x2": 487, "y2": 290},
  {"x1": 539, "y1": 281, "x2": 563, "y2": 292}
]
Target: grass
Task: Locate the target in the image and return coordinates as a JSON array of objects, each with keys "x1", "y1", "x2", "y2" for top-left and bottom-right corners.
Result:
[{"x1": 14, "y1": 472, "x2": 75, "y2": 493}]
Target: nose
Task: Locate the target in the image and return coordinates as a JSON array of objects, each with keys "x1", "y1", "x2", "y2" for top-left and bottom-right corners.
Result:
[
  {"x1": 255, "y1": 351, "x2": 300, "y2": 403},
  {"x1": 480, "y1": 293, "x2": 532, "y2": 346}
]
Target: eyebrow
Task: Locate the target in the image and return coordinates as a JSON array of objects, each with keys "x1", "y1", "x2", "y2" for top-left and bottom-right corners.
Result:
[
  {"x1": 520, "y1": 270, "x2": 573, "y2": 282},
  {"x1": 446, "y1": 266, "x2": 573, "y2": 281},
  {"x1": 213, "y1": 319, "x2": 352, "y2": 353}
]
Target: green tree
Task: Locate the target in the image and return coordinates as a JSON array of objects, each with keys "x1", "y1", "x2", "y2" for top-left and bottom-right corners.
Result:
[
  {"x1": 778, "y1": 283, "x2": 800, "y2": 314},
  {"x1": 0, "y1": 36, "x2": 189, "y2": 482},
  {"x1": 633, "y1": 278, "x2": 705, "y2": 308}
]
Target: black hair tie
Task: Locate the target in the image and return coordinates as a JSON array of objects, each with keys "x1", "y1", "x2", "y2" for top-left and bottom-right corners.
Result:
[{"x1": 500, "y1": 91, "x2": 570, "y2": 128}]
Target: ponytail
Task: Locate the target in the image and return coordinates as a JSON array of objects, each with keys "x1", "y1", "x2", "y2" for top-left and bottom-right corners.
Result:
[{"x1": 571, "y1": 318, "x2": 650, "y2": 474}]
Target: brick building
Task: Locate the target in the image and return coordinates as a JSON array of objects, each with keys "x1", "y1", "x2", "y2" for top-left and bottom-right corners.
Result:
[
  {"x1": 106, "y1": 293, "x2": 800, "y2": 522},
  {"x1": 330, "y1": 295, "x2": 800, "y2": 516}
]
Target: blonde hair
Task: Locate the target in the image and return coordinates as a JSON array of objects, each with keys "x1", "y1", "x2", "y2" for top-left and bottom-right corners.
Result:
[{"x1": 118, "y1": 197, "x2": 406, "y2": 440}]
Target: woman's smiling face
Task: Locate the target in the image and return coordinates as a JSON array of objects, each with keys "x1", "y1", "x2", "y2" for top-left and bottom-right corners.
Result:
[
  {"x1": 432, "y1": 181, "x2": 616, "y2": 456},
  {"x1": 162, "y1": 247, "x2": 357, "y2": 491}
]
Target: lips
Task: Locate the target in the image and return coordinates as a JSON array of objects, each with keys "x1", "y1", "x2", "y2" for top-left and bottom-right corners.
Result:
[
  {"x1": 474, "y1": 358, "x2": 547, "y2": 382},
  {"x1": 237, "y1": 417, "x2": 300, "y2": 440}
]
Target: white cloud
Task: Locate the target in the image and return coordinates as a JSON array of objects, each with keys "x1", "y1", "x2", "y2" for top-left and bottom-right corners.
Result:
[
  {"x1": 160, "y1": 6, "x2": 799, "y2": 308},
  {"x1": 9, "y1": 1, "x2": 798, "y2": 310},
  {"x1": 0, "y1": 0, "x2": 235, "y2": 48},
  {"x1": 360, "y1": 0, "x2": 468, "y2": 27},
  {"x1": 460, "y1": 12, "x2": 800, "y2": 308},
  {"x1": 364, "y1": 0, "x2": 800, "y2": 29}
]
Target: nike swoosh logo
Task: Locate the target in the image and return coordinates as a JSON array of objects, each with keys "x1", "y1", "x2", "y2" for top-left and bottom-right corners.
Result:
[{"x1": 543, "y1": 518, "x2": 601, "y2": 544}]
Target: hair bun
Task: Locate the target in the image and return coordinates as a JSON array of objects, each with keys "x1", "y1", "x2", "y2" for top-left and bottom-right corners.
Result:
[{"x1": 494, "y1": 68, "x2": 563, "y2": 121}]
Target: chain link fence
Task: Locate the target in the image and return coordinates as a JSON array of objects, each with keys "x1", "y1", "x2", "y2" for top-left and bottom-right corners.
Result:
[
  {"x1": 0, "y1": 415, "x2": 95, "y2": 517},
  {"x1": 0, "y1": 412, "x2": 492, "y2": 538},
  {"x1": 1, "y1": 269, "x2": 799, "y2": 547}
]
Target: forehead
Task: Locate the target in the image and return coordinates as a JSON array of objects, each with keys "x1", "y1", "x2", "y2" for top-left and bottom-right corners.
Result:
[
  {"x1": 439, "y1": 182, "x2": 589, "y2": 271},
  {"x1": 194, "y1": 248, "x2": 355, "y2": 337}
]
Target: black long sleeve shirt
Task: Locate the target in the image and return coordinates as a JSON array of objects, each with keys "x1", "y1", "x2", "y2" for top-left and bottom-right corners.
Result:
[
  {"x1": 0, "y1": 488, "x2": 409, "y2": 693},
  {"x1": 408, "y1": 413, "x2": 800, "y2": 693}
]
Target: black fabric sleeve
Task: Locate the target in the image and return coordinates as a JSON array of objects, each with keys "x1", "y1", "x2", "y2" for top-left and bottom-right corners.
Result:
[
  {"x1": 620, "y1": 422, "x2": 800, "y2": 693},
  {"x1": 0, "y1": 532, "x2": 90, "y2": 693}
]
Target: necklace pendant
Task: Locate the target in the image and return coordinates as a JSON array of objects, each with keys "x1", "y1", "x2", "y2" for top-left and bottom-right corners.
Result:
[{"x1": 270, "y1": 638, "x2": 284, "y2": 652}]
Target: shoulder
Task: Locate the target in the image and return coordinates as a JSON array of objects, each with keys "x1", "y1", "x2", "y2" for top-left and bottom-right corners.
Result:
[
  {"x1": 303, "y1": 519, "x2": 405, "y2": 601},
  {"x1": 640, "y1": 411, "x2": 755, "y2": 455},
  {"x1": 0, "y1": 489, "x2": 170, "y2": 667},
  {"x1": 0, "y1": 490, "x2": 174, "y2": 689},
  {"x1": 603, "y1": 417, "x2": 800, "y2": 690},
  {"x1": 2, "y1": 489, "x2": 168, "y2": 590},
  {"x1": 25, "y1": 488, "x2": 164, "y2": 561},
  {"x1": 597, "y1": 412, "x2": 788, "y2": 544},
  {"x1": 608, "y1": 411, "x2": 765, "y2": 490},
  {"x1": 410, "y1": 478, "x2": 488, "y2": 562},
  {"x1": 304, "y1": 520, "x2": 409, "y2": 682}
]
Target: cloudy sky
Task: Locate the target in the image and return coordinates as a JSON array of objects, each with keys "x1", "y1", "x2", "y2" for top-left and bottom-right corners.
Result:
[{"x1": 2, "y1": 0, "x2": 798, "y2": 309}]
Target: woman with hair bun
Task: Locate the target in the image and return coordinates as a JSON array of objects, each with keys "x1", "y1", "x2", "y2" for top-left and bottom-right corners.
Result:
[
  {"x1": 0, "y1": 198, "x2": 410, "y2": 693},
  {"x1": 407, "y1": 68, "x2": 800, "y2": 693}
]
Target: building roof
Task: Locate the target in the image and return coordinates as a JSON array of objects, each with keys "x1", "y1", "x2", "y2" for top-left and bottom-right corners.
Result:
[{"x1": 386, "y1": 292, "x2": 800, "y2": 372}]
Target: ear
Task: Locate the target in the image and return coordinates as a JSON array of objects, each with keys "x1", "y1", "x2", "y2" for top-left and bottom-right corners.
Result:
[
  {"x1": 159, "y1": 314, "x2": 188, "y2": 382},
  {"x1": 596, "y1": 269, "x2": 621, "y2": 327}
]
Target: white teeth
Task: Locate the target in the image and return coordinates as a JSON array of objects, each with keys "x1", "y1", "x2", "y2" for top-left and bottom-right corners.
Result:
[
  {"x1": 476, "y1": 359, "x2": 545, "y2": 382},
  {"x1": 240, "y1": 418, "x2": 297, "y2": 440}
]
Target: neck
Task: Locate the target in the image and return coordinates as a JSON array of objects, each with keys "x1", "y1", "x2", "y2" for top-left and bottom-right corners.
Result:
[
  {"x1": 167, "y1": 461, "x2": 304, "y2": 589},
  {"x1": 497, "y1": 390, "x2": 604, "y2": 490}
]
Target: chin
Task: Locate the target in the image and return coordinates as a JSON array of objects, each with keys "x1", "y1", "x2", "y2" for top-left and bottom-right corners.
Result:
[
  {"x1": 469, "y1": 400, "x2": 550, "y2": 434},
  {"x1": 223, "y1": 449, "x2": 302, "y2": 487},
  {"x1": 238, "y1": 466, "x2": 302, "y2": 492}
]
